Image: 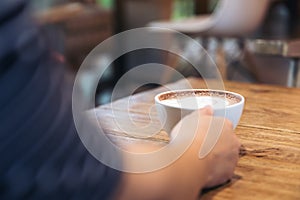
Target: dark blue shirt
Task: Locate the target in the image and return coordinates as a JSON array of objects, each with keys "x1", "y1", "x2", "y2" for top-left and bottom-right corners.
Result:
[{"x1": 0, "y1": 1, "x2": 120, "y2": 199}]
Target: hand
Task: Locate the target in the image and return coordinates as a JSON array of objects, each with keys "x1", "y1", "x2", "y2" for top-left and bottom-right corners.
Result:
[
  {"x1": 114, "y1": 106, "x2": 240, "y2": 200},
  {"x1": 194, "y1": 109, "x2": 241, "y2": 188},
  {"x1": 169, "y1": 106, "x2": 241, "y2": 191}
]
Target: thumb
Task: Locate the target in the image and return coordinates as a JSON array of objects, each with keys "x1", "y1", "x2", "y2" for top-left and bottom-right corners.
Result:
[{"x1": 198, "y1": 105, "x2": 213, "y2": 116}]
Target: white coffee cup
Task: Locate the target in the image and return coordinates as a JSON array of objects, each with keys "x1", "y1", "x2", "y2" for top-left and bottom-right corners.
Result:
[{"x1": 155, "y1": 89, "x2": 245, "y2": 133}]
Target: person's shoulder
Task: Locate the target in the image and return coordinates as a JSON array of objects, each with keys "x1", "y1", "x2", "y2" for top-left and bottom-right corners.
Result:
[{"x1": 0, "y1": 0, "x2": 26, "y2": 23}]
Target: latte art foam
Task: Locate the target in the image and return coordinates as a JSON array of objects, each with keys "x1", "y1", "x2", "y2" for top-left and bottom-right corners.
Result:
[
  {"x1": 159, "y1": 90, "x2": 241, "y2": 110},
  {"x1": 155, "y1": 89, "x2": 244, "y2": 131},
  {"x1": 161, "y1": 96, "x2": 230, "y2": 109}
]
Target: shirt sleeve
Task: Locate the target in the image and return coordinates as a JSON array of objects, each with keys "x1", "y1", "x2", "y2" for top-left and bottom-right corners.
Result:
[{"x1": 0, "y1": 1, "x2": 121, "y2": 199}]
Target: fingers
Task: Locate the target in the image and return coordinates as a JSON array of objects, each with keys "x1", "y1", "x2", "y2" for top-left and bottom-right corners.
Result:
[{"x1": 203, "y1": 119, "x2": 241, "y2": 188}]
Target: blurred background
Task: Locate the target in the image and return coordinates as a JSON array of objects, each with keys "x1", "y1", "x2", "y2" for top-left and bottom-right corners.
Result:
[
  {"x1": 31, "y1": 0, "x2": 300, "y2": 105},
  {"x1": 2, "y1": 1, "x2": 299, "y2": 198}
]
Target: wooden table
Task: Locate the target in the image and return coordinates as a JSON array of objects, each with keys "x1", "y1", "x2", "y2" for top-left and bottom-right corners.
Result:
[{"x1": 96, "y1": 77, "x2": 300, "y2": 199}]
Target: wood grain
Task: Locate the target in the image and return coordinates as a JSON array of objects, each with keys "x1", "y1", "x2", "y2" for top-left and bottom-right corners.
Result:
[{"x1": 96, "y1": 77, "x2": 300, "y2": 199}]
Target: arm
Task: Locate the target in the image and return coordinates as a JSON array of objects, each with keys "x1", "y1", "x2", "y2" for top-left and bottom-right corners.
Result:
[{"x1": 114, "y1": 107, "x2": 240, "y2": 200}]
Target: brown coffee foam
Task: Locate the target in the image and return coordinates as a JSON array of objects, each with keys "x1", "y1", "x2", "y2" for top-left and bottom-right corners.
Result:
[{"x1": 159, "y1": 90, "x2": 241, "y2": 105}]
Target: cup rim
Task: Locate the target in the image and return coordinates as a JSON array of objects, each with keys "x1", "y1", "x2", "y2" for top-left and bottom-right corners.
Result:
[{"x1": 154, "y1": 89, "x2": 245, "y2": 110}]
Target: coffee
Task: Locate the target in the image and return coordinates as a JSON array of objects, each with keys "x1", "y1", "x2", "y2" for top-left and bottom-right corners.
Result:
[{"x1": 158, "y1": 90, "x2": 241, "y2": 110}]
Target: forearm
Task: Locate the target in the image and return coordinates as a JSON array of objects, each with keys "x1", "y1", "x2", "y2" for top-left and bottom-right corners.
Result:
[{"x1": 111, "y1": 140, "x2": 208, "y2": 200}]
